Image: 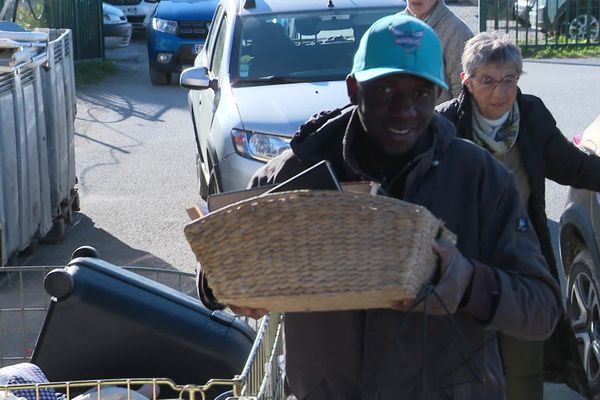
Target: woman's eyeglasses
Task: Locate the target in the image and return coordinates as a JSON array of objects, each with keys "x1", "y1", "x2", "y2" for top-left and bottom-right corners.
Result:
[{"x1": 473, "y1": 74, "x2": 519, "y2": 91}]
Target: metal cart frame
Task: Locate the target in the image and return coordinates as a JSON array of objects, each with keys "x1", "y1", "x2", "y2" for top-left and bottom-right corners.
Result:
[{"x1": 0, "y1": 266, "x2": 285, "y2": 400}]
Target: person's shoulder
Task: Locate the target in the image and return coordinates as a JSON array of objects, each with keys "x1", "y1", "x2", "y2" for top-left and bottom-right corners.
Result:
[
  {"x1": 435, "y1": 97, "x2": 460, "y2": 118},
  {"x1": 448, "y1": 13, "x2": 474, "y2": 38},
  {"x1": 433, "y1": 3, "x2": 474, "y2": 37},
  {"x1": 519, "y1": 93, "x2": 549, "y2": 112},
  {"x1": 292, "y1": 104, "x2": 353, "y2": 144},
  {"x1": 517, "y1": 92, "x2": 556, "y2": 126}
]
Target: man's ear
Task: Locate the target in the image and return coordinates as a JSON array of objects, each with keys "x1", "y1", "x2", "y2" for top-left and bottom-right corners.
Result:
[{"x1": 346, "y1": 74, "x2": 359, "y2": 105}]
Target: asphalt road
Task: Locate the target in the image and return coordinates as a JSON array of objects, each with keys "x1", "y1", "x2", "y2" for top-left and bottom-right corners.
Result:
[{"x1": 10, "y1": 13, "x2": 600, "y2": 398}]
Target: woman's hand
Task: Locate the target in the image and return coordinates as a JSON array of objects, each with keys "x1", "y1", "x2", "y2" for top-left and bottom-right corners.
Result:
[{"x1": 228, "y1": 304, "x2": 269, "y2": 319}]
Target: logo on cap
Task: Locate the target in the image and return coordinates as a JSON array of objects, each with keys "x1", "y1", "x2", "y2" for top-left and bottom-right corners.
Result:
[{"x1": 389, "y1": 25, "x2": 424, "y2": 51}]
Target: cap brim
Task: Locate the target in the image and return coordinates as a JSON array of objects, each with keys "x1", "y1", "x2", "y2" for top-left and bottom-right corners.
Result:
[{"x1": 353, "y1": 67, "x2": 449, "y2": 91}]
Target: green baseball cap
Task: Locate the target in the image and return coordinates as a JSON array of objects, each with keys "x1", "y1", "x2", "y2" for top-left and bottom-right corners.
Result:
[{"x1": 351, "y1": 13, "x2": 448, "y2": 90}]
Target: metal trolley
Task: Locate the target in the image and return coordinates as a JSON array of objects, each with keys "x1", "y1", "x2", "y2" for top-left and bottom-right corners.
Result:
[{"x1": 0, "y1": 266, "x2": 285, "y2": 400}]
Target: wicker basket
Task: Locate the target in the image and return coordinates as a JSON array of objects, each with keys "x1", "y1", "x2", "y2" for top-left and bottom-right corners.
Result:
[{"x1": 184, "y1": 190, "x2": 454, "y2": 312}]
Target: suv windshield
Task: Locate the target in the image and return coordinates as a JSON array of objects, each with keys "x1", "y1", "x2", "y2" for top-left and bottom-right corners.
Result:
[{"x1": 232, "y1": 7, "x2": 399, "y2": 85}]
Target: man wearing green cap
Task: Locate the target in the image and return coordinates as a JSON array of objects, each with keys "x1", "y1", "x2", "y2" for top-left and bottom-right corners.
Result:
[{"x1": 200, "y1": 14, "x2": 560, "y2": 399}]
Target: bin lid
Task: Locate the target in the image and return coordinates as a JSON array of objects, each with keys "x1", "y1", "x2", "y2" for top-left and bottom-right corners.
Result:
[{"x1": 0, "y1": 28, "x2": 48, "y2": 44}]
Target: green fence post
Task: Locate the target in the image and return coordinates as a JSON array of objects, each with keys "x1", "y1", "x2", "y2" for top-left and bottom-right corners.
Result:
[{"x1": 479, "y1": 0, "x2": 488, "y2": 32}]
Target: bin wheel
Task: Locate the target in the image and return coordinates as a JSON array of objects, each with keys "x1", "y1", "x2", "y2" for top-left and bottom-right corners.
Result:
[
  {"x1": 71, "y1": 190, "x2": 80, "y2": 212},
  {"x1": 44, "y1": 269, "x2": 74, "y2": 299},
  {"x1": 71, "y1": 246, "x2": 99, "y2": 260},
  {"x1": 150, "y1": 68, "x2": 171, "y2": 86}
]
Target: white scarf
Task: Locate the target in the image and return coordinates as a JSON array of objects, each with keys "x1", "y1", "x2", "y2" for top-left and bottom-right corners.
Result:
[{"x1": 471, "y1": 100, "x2": 520, "y2": 155}]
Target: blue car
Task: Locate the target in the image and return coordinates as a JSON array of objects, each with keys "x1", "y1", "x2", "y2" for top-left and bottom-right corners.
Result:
[{"x1": 147, "y1": 0, "x2": 217, "y2": 85}]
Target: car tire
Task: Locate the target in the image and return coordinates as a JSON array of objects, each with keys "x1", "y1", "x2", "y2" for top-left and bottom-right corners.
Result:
[
  {"x1": 565, "y1": 10, "x2": 599, "y2": 41},
  {"x1": 208, "y1": 168, "x2": 219, "y2": 196},
  {"x1": 149, "y1": 68, "x2": 171, "y2": 86},
  {"x1": 567, "y1": 250, "x2": 600, "y2": 394},
  {"x1": 199, "y1": 165, "x2": 209, "y2": 200}
]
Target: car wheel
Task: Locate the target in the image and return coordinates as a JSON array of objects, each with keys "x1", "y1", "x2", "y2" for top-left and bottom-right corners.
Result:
[
  {"x1": 208, "y1": 167, "x2": 219, "y2": 196},
  {"x1": 567, "y1": 13, "x2": 600, "y2": 41},
  {"x1": 567, "y1": 250, "x2": 600, "y2": 393},
  {"x1": 198, "y1": 165, "x2": 209, "y2": 200},
  {"x1": 149, "y1": 68, "x2": 172, "y2": 86}
]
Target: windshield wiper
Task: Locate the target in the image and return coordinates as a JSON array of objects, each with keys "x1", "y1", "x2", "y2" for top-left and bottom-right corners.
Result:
[{"x1": 235, "y1": 76, "x2": 310, "y2": 86}]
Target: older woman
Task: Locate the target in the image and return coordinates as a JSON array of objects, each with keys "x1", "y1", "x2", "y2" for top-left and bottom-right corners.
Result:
[{"x1": 436, "y1": 31, "x2": 600, "y2": 400}]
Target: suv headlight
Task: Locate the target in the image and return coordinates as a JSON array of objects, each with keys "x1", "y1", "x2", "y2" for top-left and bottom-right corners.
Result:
[
  {"x1": 151, "y1": 17, "x2": 178, "y2": 35},
  {"x1": 232, "y1": 129, "x2": 291, "y2": 162}
]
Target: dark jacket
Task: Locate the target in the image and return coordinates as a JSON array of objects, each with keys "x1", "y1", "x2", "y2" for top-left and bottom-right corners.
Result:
[
  {"x1": 436, "y1": 88, "x2": 600, "y2": 396},
  {"x1": 245, "y1": 106, "x2": 561, "y2": 399}
]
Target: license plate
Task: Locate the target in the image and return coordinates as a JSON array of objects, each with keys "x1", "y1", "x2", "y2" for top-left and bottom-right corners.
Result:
[
  {"x1": 193, "y1": 43, "x2": 203, "y2": 54},
  {"x1": 124, "y1": 6, "x2": 137, "y2": 15}
]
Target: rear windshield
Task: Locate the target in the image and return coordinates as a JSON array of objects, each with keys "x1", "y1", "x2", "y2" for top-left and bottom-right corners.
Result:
[{"x1": 231, "y1": 7, "x2": 400, "y2": 86}]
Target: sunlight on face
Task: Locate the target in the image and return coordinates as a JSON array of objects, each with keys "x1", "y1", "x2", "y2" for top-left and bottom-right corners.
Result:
[
  {"x1": 464, "y1": 62, "x2": 519, "y2": 120},
  {"x1": 407, "y1": 0, "x2": 438, "y2": 19}
]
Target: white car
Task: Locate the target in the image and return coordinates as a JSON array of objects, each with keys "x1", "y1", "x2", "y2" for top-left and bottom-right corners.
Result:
[
  {"x1": 180, "y1": 0, "x2": 406, "y2": 199},
  {"x1": 103, "y1": 0, "x2": 159, "y2": 30},
  {"x1": 103, "y1": 3, "x2": 132, "y2": 49},
  {"x1": 514, "y1": 0, "x2": 599, "y2": 41}
]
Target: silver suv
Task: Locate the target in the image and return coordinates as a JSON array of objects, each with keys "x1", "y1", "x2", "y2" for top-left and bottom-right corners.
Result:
[
  {"x1": 180, "y1": 0, "x2": 405, "y2": 199},
  {"x1": 559, "y1": 114, "x2": 600, "y2": 394}
]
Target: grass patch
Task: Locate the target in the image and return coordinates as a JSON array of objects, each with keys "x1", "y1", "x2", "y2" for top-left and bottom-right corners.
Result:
[
  {"x1": 75, "y1": 60, "x2": 119, "y2": 86},
  {"x1": 519, "y1": 35, "x2": 600, "y2": 58},
  {"x1": 521, "y1": 44, "x2": 600, "y2": 58}
]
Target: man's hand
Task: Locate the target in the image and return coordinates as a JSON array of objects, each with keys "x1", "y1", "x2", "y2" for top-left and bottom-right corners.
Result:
[
  {"x1": 228, "y1": 305, "x2": 269, "y2": 319},
  {"x1": 390, "y1": 239, "x2": 474, "y2": 315}
]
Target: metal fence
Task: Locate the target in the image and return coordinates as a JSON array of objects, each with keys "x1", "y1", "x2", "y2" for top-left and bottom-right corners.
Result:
[
  {"x1": 0, "y1": 0, "x2": 103, "y2": 60},
  {"x1": 482, "y1": 0, "x2": 599, "y2": 48}
]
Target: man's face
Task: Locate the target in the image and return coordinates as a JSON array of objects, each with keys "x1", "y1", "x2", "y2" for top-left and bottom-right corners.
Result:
[
  {"x1": 347, "y1": 74, "x2": 438, "y2": 156},
  {"x1": 407, "y1": 0, "x2": 437, "y2": 19}
]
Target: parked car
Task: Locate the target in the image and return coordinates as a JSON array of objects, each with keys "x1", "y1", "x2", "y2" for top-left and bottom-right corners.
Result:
[
  {"x1": 179, "y1": 0, "x2": 406, "y2": 199},
  {"x1": 147, "y1": 0, "x2": 218, "y2": 85},
  {"x1": 559, "y1": 113, "x2": 600, "y2": 394},
  {"x1": 103, "y1": 0, "x2": 159, "y2": 30},
  {"x1": 103, "y1": 3, "x2": 133, "y2": 49},
  {"x1": 514, "y1": 0, "x2": 599, "y2": 41}
]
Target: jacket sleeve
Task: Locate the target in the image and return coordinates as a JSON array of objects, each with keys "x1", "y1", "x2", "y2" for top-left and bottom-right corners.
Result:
[
  {"x1": 460, "y1": 157, "x2": 561, "y2": 340},
  {"x1": 534, "y1": 98, "x2": 600, "y2": 191},
  {"x1": 248, "y1": 149, "x2": 308, "y2": 188}
]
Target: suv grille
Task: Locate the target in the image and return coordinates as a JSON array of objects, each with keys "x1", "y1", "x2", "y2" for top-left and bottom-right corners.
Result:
[
  {"x1": 104, "y1": 0, "x2": 141, "y2": 6},
  {"x1": 128, "y1": 15, "x2": 146, "y2": 23},
  {"x1": 177, "y1": 21, "x2": 209, "y2": 39}
]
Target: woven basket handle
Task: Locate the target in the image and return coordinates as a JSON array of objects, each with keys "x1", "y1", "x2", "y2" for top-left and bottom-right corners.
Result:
[{"x1": 436, "y1": 224, "x2": 457, "y2": 245}]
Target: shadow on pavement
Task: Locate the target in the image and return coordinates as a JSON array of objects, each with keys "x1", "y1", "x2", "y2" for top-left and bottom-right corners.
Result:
[{"x1": 14, "y1": 213, "x2": 185, "y2": 271}]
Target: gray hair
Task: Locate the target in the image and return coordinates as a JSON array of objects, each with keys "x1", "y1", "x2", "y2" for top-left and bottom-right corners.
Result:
[{"x1": 461, "y1": 31, "x2": 523, "y2": 78}]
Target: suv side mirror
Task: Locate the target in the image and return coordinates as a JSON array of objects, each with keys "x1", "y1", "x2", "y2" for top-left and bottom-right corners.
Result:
[{"x1": 180, "y1": 67, "x2": 218, "y2": 91}]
